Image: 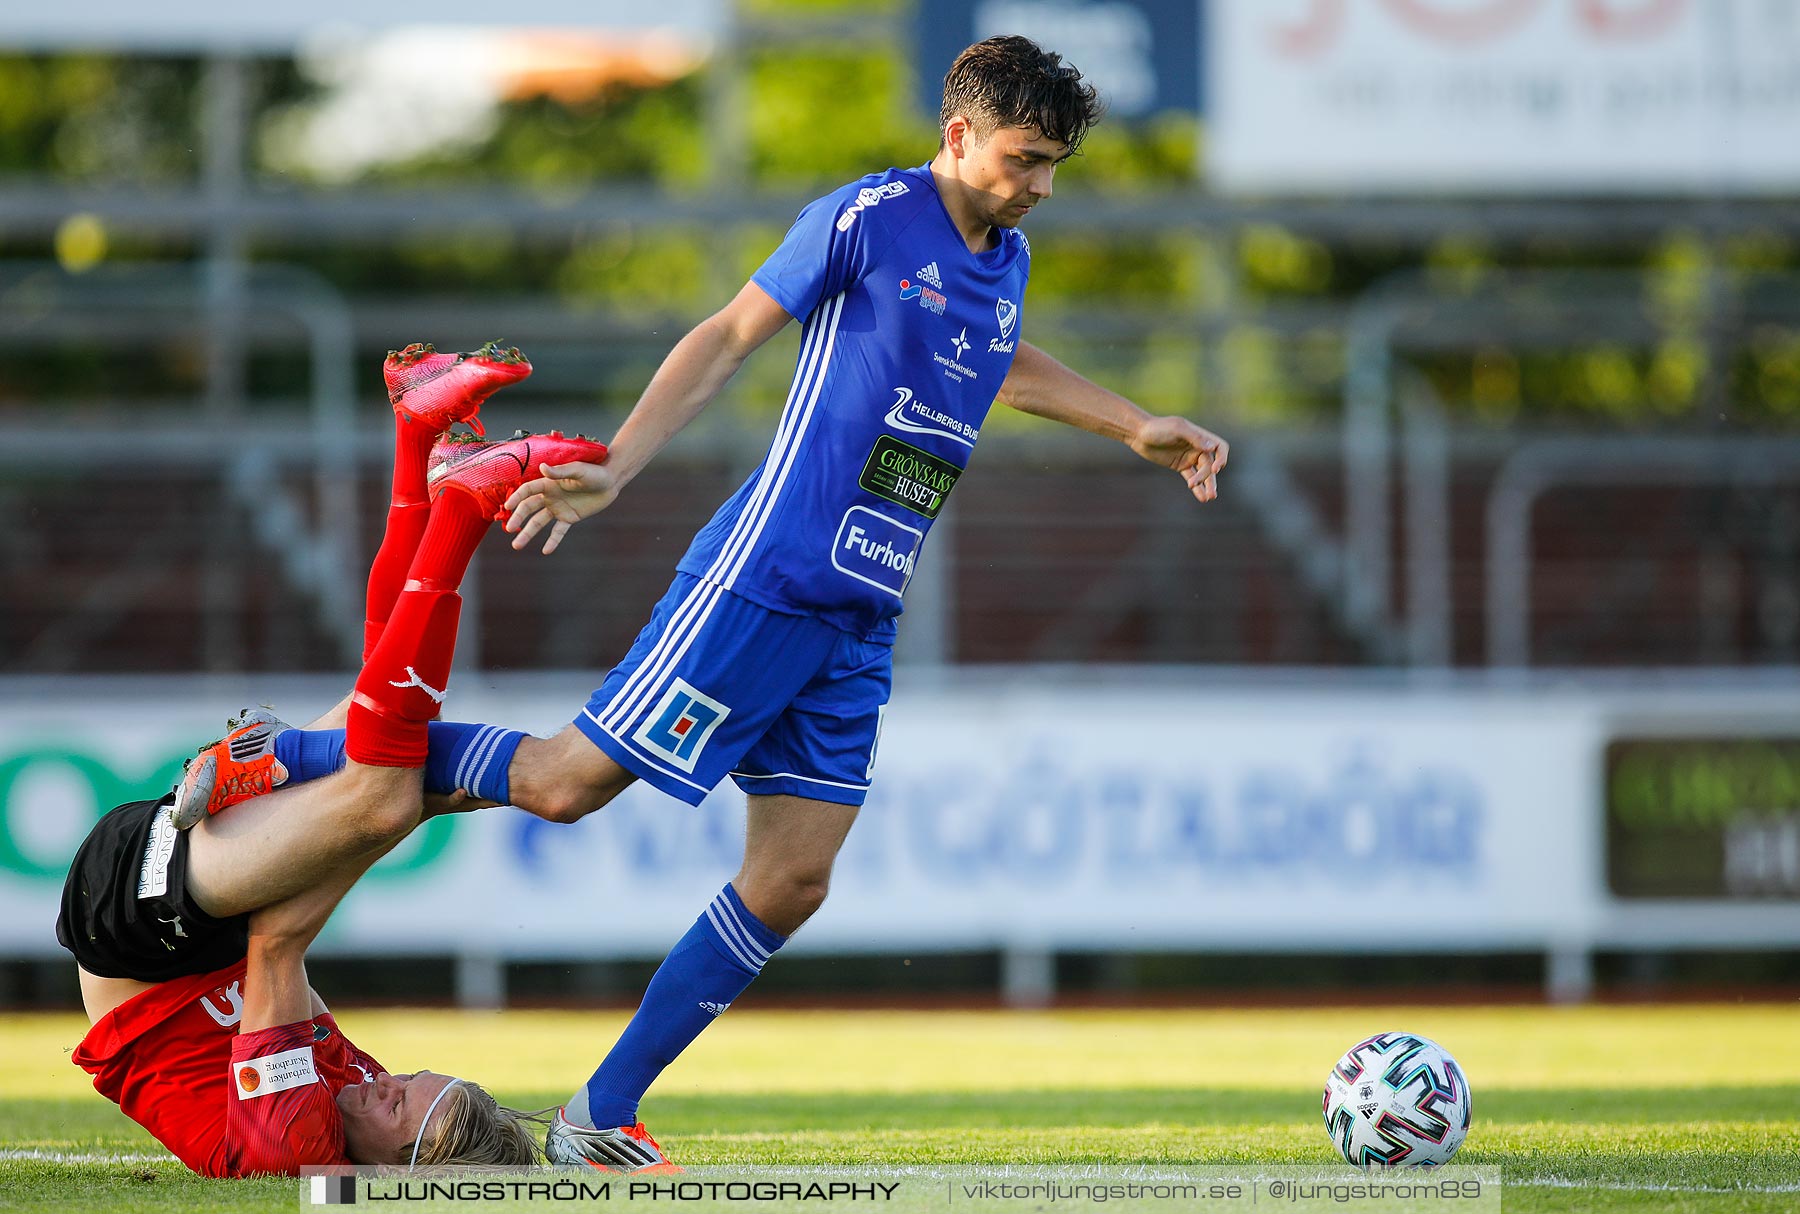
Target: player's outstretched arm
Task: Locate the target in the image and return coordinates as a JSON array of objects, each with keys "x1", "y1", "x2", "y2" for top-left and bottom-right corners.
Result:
[
  {"x1": 503, "y1": 282, "x2": 795, "y2": 554},
  {"x1": 237, "y1": 833, "x2": 400, "y2": 1032},
  {"x1": 997, "y1": 340, "x2": 1228, "y2": 503},
  {"x1": 227, "y1": 848, "x2": 396, "y2": 1174}
]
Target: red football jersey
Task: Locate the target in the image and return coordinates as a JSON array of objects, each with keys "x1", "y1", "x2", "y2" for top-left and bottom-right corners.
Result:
[{"x1": 72, "y1": 960, "x2": 386, "y2": 1177}]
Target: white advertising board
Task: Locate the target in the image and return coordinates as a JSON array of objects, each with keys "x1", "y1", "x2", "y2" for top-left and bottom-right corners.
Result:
[
  {"x1": 1, "y1": 674, "x2": 1608, "y2": 960},
  {"x1": 1207, "y1": 0, "x2": 1800, "y2": 193}
]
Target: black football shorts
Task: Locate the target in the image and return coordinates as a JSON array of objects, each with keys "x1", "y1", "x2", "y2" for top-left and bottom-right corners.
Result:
[{"x1": 56, "y1": 797, "x2": 249, "y2": 982}]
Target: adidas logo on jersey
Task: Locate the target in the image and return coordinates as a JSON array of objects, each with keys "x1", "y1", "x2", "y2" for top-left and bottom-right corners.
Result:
[
  {"x1": 915, "y1": 262, "x2": 943, "y2": 289},
  {"x1": 699, "y1": 1001, "x2": 731, "y2": 1017}
]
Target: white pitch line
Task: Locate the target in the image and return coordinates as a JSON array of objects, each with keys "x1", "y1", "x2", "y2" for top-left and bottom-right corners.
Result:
[
  {"x1": 0, "y1": 1149, "x2": 175, "y2": 1164},
  {"x1": 3, "y1": 1152, "x2": 1796, "y2": 1195},
  {"x1": 1518, "y1": 1174, "x2": 1800, "y2": 1194}
]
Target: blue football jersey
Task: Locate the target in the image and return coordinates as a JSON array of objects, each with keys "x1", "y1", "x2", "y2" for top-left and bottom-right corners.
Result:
[{"x1": 675, "y1": 163, "x2": 1031, "y2": 639}]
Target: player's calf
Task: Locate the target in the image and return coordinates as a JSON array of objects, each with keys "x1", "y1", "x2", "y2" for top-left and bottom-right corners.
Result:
[
  {"x1": 734, "y1": 795, "x2": 860, "y2": 934},
  {"x1": 184, "y1": 764, "x2": 425, "y2": 918},
  {"x1": 333, "y1": 760, "x2": 433, "y2": 846}
]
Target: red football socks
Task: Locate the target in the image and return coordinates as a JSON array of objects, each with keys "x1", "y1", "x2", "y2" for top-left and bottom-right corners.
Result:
[
  {"x1": 347, "y1": 493, "x2": 492, "y2": 768},
  {"x1": 362, "y1": 416, "x2": 439, "y2": 661}
]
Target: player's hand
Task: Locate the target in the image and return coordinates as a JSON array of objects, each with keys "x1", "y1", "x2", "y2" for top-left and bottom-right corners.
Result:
[
  {"x1": 1129, "y1": 415, "x2": 1229, "y2": 503},
  {"x1": 422, "y1": 790, "x2": 471, "y2": 818},
  {"x1": 422, "y1": 790, "x2": 500, "y2": 817},
  {"x1": 503, "y1": 460, "x2": 618, "y2": 554}
]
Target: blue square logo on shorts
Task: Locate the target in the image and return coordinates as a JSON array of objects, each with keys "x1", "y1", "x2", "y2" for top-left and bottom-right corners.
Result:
[{"x1": 634, "y1": 678, "x2": 731, "y2": 773}]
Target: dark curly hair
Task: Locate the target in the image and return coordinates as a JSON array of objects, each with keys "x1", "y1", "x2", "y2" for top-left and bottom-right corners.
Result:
[{"x1": 939, "y1": 35, "x2": 1105, "y2": 154}]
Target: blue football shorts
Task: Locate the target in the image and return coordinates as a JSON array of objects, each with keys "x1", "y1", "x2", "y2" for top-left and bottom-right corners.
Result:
[{"x1": 574, "y1": 574, "x2": 892, "y2": 806}]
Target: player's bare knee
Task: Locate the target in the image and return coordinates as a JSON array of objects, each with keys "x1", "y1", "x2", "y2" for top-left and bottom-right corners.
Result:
[
  {"x1": 786, "y1": 873, "x2": 832, "y2": 919},
  {"x1": 739, "y1": 865, "x2": 832, "y2": 927},
  {"x1": 511, "y1": 730, "x2": 632, "y2": 823},
  {"x1": 534, "y1": 785, "x2": 599, "y2": 825},
  {"x1": 517, "y1": 766, "x2": 625, "y2": 824}
]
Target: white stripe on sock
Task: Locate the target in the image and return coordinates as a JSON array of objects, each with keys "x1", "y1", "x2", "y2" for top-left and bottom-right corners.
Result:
[
  {"x1": 464, "y1": 727, "x2": 514, "y2": 797},
  {"x1": 453, "y1": 726, "x2": 495, "y2": 790},
  {"x1": 708, "y1": 894, "x2": 766, "y2": 961},
  {"x1": 712, "y1": 893, "x2": 773, "y2": 963},
  {"x1": 455, "y1": 726, "x2": 500, "y2": 792},
  {"x1": 704, "y1": 903, "x2": 764, "y2": 972}
]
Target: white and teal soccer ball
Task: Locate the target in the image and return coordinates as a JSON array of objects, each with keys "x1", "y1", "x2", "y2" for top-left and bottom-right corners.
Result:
[{"x1": 1322, "y1": 1032, "x2": 1471, "y2": 1168}]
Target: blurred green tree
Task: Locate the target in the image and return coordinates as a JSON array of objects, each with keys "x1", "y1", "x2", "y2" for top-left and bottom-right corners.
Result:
[{"x1": 1, "y1": 7, "x2": 1796, "y2": 427}]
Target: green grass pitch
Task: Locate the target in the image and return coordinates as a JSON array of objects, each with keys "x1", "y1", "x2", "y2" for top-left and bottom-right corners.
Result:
[{"x1": 3, "y1": 1003, "x2": 1797, "y2": 1212}]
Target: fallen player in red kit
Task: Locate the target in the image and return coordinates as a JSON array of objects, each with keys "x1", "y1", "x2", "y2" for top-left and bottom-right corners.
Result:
[{"x1": 55, "y1": 341, "x2": 605, "y2": 1174}]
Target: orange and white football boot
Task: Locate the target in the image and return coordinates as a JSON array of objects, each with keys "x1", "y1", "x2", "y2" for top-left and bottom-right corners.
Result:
[{"x1": 166, "y1": 708, "x2": 293, "y2": 830}]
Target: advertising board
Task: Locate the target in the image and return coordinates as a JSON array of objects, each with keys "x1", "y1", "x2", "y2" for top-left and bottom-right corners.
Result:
[{"x1": 1208, "y1": 0, "x2": 1800, "y2": 193}]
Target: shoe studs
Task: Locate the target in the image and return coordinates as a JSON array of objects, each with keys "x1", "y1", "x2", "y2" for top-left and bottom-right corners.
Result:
[
  {"x1": 386, "y1": 342, "x2": 437, "y2": 368},
  {"x1": 472, "y1": 340, "x2": 528, "y2": 365}
]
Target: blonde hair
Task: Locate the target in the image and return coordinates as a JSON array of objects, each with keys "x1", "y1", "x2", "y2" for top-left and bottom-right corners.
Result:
[{"x1": 412, "y1": 1082, "x2": 543, "y2": 1169}]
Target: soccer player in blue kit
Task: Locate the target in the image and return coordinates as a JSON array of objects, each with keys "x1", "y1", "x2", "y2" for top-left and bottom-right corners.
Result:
[
  {"x1": 179, "y1": 36, "x2": 1228, "y2": 1169},
  {"x1": 504, "y1": 33, "x2": 1230, "y2": 1169}
]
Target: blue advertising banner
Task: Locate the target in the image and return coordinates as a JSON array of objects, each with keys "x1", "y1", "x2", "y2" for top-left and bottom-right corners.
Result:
[{"x1": 915, "y1": 0, "x2": 1203, "y2": 120}]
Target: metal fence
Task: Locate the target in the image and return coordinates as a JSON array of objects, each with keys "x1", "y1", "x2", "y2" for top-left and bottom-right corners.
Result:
[{"x1": 7, "y1": 257, "x2": 1800, "y2": 672}]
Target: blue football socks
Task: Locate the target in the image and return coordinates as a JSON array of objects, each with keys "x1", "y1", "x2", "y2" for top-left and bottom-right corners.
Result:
[
  {"x1": 270, "y1": 726, "x2": 346, "y2": 785},
  {"x1": 271, "y1": 721, "x2": 523, "y2": 803},
  {"x1": 422, "y1": 722, "x2": 524, "y2": 804},
  {"x1": 565, "y1": 884, "x2": 787, "y2": 1130}
]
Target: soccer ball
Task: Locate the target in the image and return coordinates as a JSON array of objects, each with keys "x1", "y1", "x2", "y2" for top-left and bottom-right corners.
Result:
[{"x1": 1322, "y1": 1032, "x2": 1471, "y2": 1168}]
